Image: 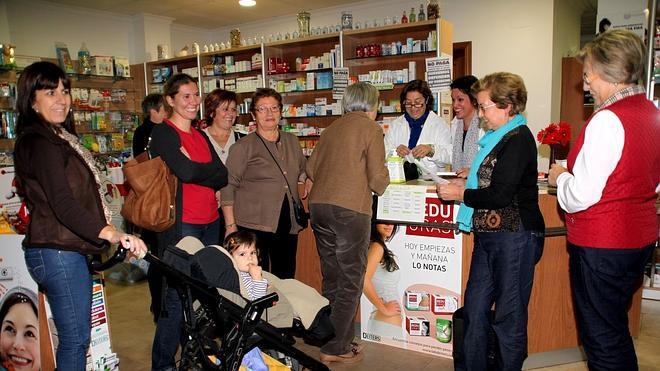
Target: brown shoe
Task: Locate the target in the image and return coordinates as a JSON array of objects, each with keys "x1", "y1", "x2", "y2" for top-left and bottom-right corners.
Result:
[{"x1": 319, "y1": 350, "x2": 364, "y2": 365}]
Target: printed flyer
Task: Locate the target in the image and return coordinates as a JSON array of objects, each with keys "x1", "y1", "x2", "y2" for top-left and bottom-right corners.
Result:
[{"x1": 361, "y1": 191, "x2": 462, "y2": 358}]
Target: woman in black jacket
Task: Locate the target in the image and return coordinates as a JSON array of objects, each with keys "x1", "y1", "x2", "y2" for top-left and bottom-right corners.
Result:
[
  {"x1": 148, "y1": 73, "x2": 228, "y2": 370},
  {"x1": 437, "y1": 72, "x2": 544, "y2": 371},
  {"x1": 13, "y1": 61, "x2": 147, "y2": 371}
]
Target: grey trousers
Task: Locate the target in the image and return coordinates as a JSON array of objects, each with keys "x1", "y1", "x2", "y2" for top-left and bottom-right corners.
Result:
[{"x1": 310, "y1": 203, "x2": 371, "y2": 355}]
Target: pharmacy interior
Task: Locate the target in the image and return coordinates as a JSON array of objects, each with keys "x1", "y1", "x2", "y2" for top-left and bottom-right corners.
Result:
[{"x1": 0, "y1": 0, "x2": 658, "y2": 370}]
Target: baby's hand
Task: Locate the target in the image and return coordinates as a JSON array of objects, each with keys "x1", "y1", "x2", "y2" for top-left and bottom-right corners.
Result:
[{"x1": 248, "y1": 264, "x2": 263, "y2": 281}]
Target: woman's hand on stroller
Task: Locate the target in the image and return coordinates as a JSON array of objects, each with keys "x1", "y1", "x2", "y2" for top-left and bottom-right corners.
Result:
[{"x1": 99, "y1": 226, "x2": 148, "y2": 259}]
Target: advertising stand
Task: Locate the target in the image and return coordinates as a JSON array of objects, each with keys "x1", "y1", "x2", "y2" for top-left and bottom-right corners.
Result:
[{"x1": 360, "y1": 183, "x2": 462, "y2": 358}]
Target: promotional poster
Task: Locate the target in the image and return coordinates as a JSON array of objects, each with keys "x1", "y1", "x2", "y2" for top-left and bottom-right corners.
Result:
[{"x1": 362, "y1": 192, "x2": 462, "y2": 358}]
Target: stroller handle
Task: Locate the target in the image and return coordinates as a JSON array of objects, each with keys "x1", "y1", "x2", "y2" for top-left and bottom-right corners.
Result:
[{"x1": 90, "y1": 246, "x2": 129, "y2": 272}]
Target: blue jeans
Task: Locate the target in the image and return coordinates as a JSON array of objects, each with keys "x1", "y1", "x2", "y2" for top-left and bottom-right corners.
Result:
[
  {"x1": 152, "y1": 218, "x2": 219, "y2": 370},
  {"x1": 569, "y1": 243, "x2": 654, "y2": 371},
  {"x1": 24, "y1": 248, "x2": 92, "y2": 371},
  {"x1": 457, "y1": 229, "x2": 544, "y2": 371}
]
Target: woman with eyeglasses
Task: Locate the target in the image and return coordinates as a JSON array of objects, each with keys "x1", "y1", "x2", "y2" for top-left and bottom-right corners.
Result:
[
  {"x1": 384, "y1": 79, "x2": 452, "y2": 179},
  {"x1": 549, "y1": 30, "x2": 658, "y2": 370},
  {"x1": 221, "y1": 88, "x2": 307, "y2": 279},
  {"x1": 437, "y1": 72, "x2": 544, "y2": 371}
]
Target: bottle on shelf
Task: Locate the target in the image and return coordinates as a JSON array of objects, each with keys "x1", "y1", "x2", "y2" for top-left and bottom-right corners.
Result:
[
  {"x1": 418, "y1": 4, "x2": 426, "y2": 21},
  {"x1": 402, "y1": 10, "x2": 408, "y2": 24},
  {"x1": 78, "y1": 43, "x2": 91, "y2": 75},
  {"x1": 409, "y1": 7, "x2": 416, "y2": 22}
]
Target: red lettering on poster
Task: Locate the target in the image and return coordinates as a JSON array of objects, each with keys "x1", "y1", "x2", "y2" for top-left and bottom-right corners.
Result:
[{"x1": 406, "y1": 197, "x2": 454, "y2": 239}]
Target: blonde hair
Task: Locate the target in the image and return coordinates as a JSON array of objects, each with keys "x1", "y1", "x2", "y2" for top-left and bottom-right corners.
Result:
[
  {"x1": 577, "y1": 29, "x2": 645, "y2": 84},
  {"x1": 472, "y1": 72, "x2": 527, "y2": 116}
]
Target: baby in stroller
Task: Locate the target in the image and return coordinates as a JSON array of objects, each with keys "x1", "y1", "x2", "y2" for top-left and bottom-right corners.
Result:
[
  {"x1": 223, "y1": 231, "x2": 268, "y2": 301},
  {"x1": 156, "y1": 234, "x2": 334, "y2": 370}
]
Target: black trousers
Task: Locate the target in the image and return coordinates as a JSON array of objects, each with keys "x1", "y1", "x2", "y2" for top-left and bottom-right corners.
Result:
[
  {"x1": 242, "y1": 196, "x2": 298, "y2": 279},
  {"x1": 569, "y1": 243, "x2": 654, "y2": 371}
]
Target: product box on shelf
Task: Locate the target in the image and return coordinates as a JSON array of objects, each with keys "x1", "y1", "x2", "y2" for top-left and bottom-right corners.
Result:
[
  {"x1": 113, "y1": 57, "x2": 130, "y2": 78},
  {"x1": 90, "y1": 56, "x2": 115, "y2": 76}
]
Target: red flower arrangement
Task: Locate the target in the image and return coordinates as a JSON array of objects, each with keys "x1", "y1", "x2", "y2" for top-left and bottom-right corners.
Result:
[{"x1": 537, "y1": 121, "x2": 571, "y2": 146}]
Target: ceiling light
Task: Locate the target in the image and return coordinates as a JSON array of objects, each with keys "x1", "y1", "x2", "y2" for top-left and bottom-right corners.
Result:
[{"x1": 239, "y1": 0, "x2": 256, "y2": 6}]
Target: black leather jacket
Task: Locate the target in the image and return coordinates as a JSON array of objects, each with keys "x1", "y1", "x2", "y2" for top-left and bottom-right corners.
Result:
[{"x1": 14, "y1": 124, "x2": 108, "y2": 254}]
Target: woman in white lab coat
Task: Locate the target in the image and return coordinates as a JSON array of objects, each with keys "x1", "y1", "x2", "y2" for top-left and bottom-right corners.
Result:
[{"x1": 384, "y1": 80, "x2": 452, "y2": 179}]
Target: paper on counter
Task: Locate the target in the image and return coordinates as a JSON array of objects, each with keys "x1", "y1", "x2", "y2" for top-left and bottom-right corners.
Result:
[
  {"x1": 377, "y1": 184, "x2": 427, "y2": 223},
  {"x1": 405, "y1": 154, "x2": 449, "y2": 185}
]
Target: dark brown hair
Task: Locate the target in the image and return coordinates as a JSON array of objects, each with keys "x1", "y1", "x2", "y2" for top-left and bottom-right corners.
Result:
[
  {"x1": 450, "y1": 75, "x2": 478, "y2": 108},
  {"x1": 0, "y1": 292, "x2": 38, "y2": 325},
  {"x1": 16, "y1": 61, "x2": 74, "y2": 135},
  {"x1": 370, "y1": 223, "x2": 399, "y2": 272},
  {"x1": 224, "y1": 230, "x2": 258, "y2": 257},
  {"x1": 204, "y1": 89, "x2": 238, "y2": 125},
  {"x1": 400, "y1": 79, "x2": 434, "y2": 112},
  {"x1": 162, "y1": 73, "x2": 197, "y2": 116}
]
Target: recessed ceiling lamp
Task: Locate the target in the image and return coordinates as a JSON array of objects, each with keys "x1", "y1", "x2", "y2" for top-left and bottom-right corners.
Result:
[{"x1": 239, "y1": 0, "x2": 256, "y2": 7}]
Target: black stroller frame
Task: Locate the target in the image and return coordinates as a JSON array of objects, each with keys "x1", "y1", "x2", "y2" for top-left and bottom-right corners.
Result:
[{"x1": 95, "y1": 248, "x2": 330, "y2": 371}]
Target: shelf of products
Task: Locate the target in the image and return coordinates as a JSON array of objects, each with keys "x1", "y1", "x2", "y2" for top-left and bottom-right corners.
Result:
[
  {"x1": 0, "y1": 60, "x2": 142, "y2": 159},
  {"x1": 141, "y1": 19, "x2": 453, "y2": 142}
]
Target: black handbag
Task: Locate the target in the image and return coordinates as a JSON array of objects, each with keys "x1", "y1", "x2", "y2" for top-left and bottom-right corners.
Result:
[{"x1": 256, "y1": 133, "x2": 310, "y2": 229}]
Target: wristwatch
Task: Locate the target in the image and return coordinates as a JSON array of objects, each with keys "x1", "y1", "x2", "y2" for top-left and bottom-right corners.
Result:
[{"x1": 426, "y1": 144, "x2": 435, "y2": 158}]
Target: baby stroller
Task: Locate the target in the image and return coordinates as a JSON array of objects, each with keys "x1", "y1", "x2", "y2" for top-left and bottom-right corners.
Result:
[{"x1": 96, "y1": 237, "x2": 333, "y2": 371}]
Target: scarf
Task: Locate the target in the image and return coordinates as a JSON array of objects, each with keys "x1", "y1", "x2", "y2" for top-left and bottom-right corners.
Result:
[
  {"x1": 451, "y1": 113, "x2": 482, "y2": 171},
  {"x1": 57, "y1": 128, "x2": 113, "y2": 224},
  {"x1": 456, "y1": 113, "x2": 527, "y2": 232},
  {"x1": 404, "y1": 110, "x2": 429, "y2": 149}
]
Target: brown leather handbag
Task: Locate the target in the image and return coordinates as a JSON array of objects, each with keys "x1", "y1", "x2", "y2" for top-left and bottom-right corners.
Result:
[{"x1": 121, "y1": 152, "x2": 177, "y2": 232}]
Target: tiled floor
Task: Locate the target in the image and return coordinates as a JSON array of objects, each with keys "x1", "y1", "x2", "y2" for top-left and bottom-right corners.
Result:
[{"x1": 105, "y1": 279, "x2": 660, "y2": 370}]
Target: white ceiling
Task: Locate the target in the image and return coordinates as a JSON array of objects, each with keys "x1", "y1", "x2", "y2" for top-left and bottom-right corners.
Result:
[{"x1": 41, "y1": 0, "x2": 358, "y2": 29}]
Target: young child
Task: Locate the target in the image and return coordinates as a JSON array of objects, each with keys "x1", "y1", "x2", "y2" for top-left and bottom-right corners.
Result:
[{"x1": 224, "y1": 230, "x2": 268, "y2": 300}]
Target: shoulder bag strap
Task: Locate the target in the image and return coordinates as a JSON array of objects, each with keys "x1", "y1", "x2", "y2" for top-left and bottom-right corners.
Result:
[{"x1": 255, "y1": 133, "x2": 296, "y2": 200}]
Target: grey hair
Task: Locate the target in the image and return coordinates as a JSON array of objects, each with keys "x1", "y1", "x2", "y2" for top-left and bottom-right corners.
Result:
[
  {"x1": 342, "y1": 82, "x2": 379, "y2": 113},
  {"x1": 577, "y1": 29, "x2": 646, "y2": 84}
]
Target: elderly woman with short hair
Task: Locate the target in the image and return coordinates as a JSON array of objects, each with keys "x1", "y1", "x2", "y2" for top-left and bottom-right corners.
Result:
[
  {"x1": 437, "y1": 72, "x2": 545, "y2": 371},
  {"x1": 221, "y1": 88, "x2": 307, "y2": 279},
  {"x1": 306, "y1": 82, "x2": 389, "y2": 365},
  {"x1": 549, "y1": 30, "x2": 659, "y2": 370}
]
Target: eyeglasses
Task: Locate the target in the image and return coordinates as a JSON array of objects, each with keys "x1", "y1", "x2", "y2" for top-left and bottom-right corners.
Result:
[
  {"x1": 478, "y1": 102, "x2": 496, "y2": 112},
  {"x1": 582, "y1": 73, "x2": 590, "y2": 85},
  {"x1": 255, "y1": 105, "x2": 280, "y2": 114},
  {"x1": 403, "y1": 98, "x2": 428, "y2": 109}
]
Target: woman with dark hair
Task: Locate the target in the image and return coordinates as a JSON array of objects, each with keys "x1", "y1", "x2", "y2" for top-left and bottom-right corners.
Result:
[
  {"x1": 549, "y1": 30, "x2": 658, "y2": 370},
  {"x1": 221, "y1": 88, "x2": 307, "y2": 279},
  {"x1": 437, "y1": 72, "x2": 544, "y2": 371},
  {"x1": 385, "y1": 79, "x2": 452, "y2": 179},
  {"x1": 13, "y1": 61, "x2": 146, "y2": 370},
  {"x1": 450, "y1": 75, "x2": 484, "y2": 176},
  {"x1": 149, "y1": 73, "x2": 228, "y2": 370},
  {"x1": 0, "y1": 290, "x2": 39, "y2": 371},
  {"x1": 363, "y1": 223, "x2": 402, "y2": 338},
  {"x1": 202, "y1": 89, "x2": 241, "y2": 240}
]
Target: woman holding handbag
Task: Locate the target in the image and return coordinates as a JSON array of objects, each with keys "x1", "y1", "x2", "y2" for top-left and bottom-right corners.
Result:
[
  {"x1": 221, "y1": 88, "x2": 307, "y2": 279},
  {"x1": 13, "y1": 61, "x2": 147, "y2": 371},
  {"x1": 148, "y1": 73, "x2": 228, "y2": 371}
]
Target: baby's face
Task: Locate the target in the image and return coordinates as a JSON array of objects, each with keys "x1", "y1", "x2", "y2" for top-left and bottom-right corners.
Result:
[{"x1": 232, "y1": 243, "x2": 258, "y2": 272}]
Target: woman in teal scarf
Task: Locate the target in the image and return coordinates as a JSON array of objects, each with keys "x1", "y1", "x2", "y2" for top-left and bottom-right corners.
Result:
[{"x1": 437, "y1": 72, "x2": 545, "y2": 371}]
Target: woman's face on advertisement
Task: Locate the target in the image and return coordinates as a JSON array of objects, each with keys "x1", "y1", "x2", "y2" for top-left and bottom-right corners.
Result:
[
  {"x1": 0, "y1": 303, "x2": 40, "y2": 371},
  {"x1": 377, "y1": 223, "x2": 395, "y2": 239}
]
